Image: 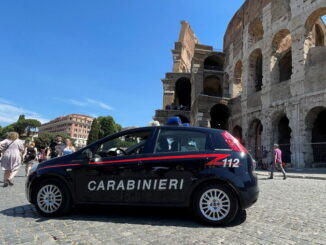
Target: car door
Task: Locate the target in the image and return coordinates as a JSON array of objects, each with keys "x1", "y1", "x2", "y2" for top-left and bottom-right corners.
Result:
[
  {"x1": 73, "y1": 128, "x2": 154, "y2": 204},
  {"x1": 137, "y1": 128, "x2": 212, "y2": 205}
]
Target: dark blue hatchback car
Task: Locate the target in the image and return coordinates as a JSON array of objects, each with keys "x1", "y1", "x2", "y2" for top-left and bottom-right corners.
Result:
[{"x1": 26, "y1": 125, "x2": 258, "y2": 225}]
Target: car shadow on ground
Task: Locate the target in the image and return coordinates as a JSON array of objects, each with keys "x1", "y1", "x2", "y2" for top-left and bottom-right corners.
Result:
[{"x1": 0, "y1": 204, "x2": 247, "y2": 228}]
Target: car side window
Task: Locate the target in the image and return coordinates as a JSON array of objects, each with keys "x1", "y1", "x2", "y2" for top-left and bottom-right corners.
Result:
[
  {"x1": 96, "y1": 130, "x2": 151, "y2": 158},
  {"x1": 154, "y1": 129, "x2": 208, "y2": 153}
]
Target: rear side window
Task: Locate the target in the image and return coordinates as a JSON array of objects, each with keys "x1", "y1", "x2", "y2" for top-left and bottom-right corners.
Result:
[{"x1": 154, "y1": 129, "x2": 208, "y2": 153}]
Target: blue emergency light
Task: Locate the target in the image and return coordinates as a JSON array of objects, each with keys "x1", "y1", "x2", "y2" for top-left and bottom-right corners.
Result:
[{"x1": 166, "y1": 117, "x2": 182, "y2": 126}]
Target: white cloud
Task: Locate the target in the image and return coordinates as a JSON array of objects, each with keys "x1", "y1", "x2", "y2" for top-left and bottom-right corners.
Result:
[
  {"x1": 69, "y1": 99, "x2": 89, "y2": 107},
  {"x1": 0, "y1": 99, "x2": 49, "y2": 125},
  {"x1": 85, "y1": 98, "x2": 113, "y2": 110},
  {"x1": 55, "y1": 97, "x2": 113, "y2": 111}
]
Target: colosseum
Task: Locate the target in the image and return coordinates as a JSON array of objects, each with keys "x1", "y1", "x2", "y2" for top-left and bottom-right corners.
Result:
[{"x1": 154, "y1": 0, "x2": 326, "y2": 169}]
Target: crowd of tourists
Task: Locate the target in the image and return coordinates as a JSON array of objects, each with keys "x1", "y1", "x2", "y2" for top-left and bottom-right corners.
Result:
[
  {"x1": 0, "y1": 133, "x2": 76, "y2": 187},
  {"x1": 165, "y1": 104, "x2": 190, "y2": 111}
]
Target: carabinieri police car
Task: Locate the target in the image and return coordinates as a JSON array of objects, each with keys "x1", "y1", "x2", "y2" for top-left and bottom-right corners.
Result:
[{"x1": 26, "y1": 119, "x2": 259, "y2": 225}]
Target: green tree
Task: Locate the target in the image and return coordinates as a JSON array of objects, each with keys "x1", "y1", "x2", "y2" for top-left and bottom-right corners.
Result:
[
  {"x1": 34, "y1": 132, "x2": 53, "y2": 149},
  {"x1": 87, "y1": 118, "x2": 99, "y2": 145},
  {"x1": 98, "y1": 116, "x2": 119, "y2": 139},
  {"x1": 25, "y1": 119, "x2": 42, "y2": 136},
  {"x1": 11, "y1": 115, "x2": 41, "y2": 137},
  {"x1": 0, "y1": 124, "x2": 15, "y2": 139},
  {"x1": 13, "y1": 115, "x2": 27, "y2": 135},
  {"x1": 115, "y1": 123, "x2": 122, "y2": 132}
]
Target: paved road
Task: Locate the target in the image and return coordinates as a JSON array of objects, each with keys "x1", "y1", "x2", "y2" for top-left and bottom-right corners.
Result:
[{"x1": 1, "y1": 169, "x2": 326, "y2": 245}]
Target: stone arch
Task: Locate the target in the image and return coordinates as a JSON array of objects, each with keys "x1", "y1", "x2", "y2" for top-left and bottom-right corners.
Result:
[
  {"x1": 304, "y1": 106, "x2": 326, "y2": 167},
  {"x1": 314, "y1": 23, "x2": 325, "y2": 47},
  {"x1": 271, "y1": 111, "x2": 292, "y2": 163},
  {"x1": 272, "y1": 29, "x2": 292, "y2": 53},
  {"x1": 233, "y1": 60, "x2": 243, "y2": 97},
  {"x1": 271, "y1": 0, "x2": 291, "y2": 23},
  {"x1": 204, "y1": 55, "x2": 223, "y2": 71},
  {"x1": 174, "y1": 115, "x2": 190, "y2": 124},
  {"x1": 271, "y1": 29, "x2": 292, "y2": 83},
  {"x1": 305, "y1": 8, "x2": 326, "y2": 49},
  {"x1": 174, "y1": 78, "x2": 191, "y2": 108},
  {"x1": 305, "y1": 8, "x2": 326, "y2": 34},
  {"x1": 248, "y1": 119, "x2": 263, "y2": 160},
  {"x1": 203, "y1": 76, "x2": 223, "y2": 97},
  {"x1": 248, "y1": 49, "x2": 263, "y2": 94},
  {"x1": 210, "y1": 104, "x2": 230, "y2": 130},
  {"x1": 248, "y1": 19, "x2": 264, "y2": 46},
  {"x1": 279, "y1": 49, "x2": 292, "y2": 82},
  {"x1": 232, "y1": 125, "x2": 243, "y2": 144}
]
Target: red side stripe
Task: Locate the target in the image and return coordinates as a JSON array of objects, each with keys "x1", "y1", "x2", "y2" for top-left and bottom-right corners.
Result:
[
  {"x1": 38, "y1": 163, "x2": 82, "y2": 170},
  {"x1": 206, "y1": 154, "x2": 231, "y2": 166},
  {"x1": 37, "y1": 154, "x2": 233, "y2": 170},
  {"x1": 89, "y1": 154, "x2": 231, "y2": 165}
]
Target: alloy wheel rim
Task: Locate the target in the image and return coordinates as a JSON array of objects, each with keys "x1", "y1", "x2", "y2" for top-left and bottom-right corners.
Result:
[
  {"x1": 37, "y1": 184, "x2": 62, "y2": 213},
  {"x1": 199, "y1": 189, "x2": 230, "y2": 221}
]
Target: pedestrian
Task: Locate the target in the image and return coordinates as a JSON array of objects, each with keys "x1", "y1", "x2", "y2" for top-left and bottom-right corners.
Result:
[
  {"x1": 269, "y1": 144, "x2": 287, "y2": 180},
  {"x1": 0, "y1": 132, "x2": 24, "y2": 187},
  {"x1": 44, "y1": 146, "x2": 51, "y2": 160},
  {"x1": 262, "y1": 146, "x2": 269, "y2": 170},
  {"x1": 49, "y1": 136, "x2": 65, "y2": 158},
  {"x1": 63, "y1": 139, "x2": 76, "y2": 156},
  {"x1": 38, "y1": 146, "x2": 50, "y2": 162},
  {"x1": 22, "y1": 142, "x2": 38, "y2": 176}
]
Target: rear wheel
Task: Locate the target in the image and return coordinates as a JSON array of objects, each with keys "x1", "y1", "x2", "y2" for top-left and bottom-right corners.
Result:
[
  {"x1": 192, "y1": 183, "x2": 238, "y2": 225},
  {"x1": 33, "y1": 179, "x2": 71, "y2": 217}
]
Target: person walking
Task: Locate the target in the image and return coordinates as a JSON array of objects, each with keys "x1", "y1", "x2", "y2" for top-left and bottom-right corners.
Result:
[
  {"x1": 49, "y1": 136, "x2": 65, "y2": 158},
  {"x1": 0, "y1": 132, "x2": 24, "y2": 187},
  {"x1": 63, "y1": 139, "x2": 76, "y2": 156},
  {"x1": 269, "y1": 144, "x2": 287, "y2": 180},
  {"x1": 38, "y1": 146, "x2": 50, "y2": 162},
  {"x1": 22, "y1": 142, "x2": 38, "y2": 176}
]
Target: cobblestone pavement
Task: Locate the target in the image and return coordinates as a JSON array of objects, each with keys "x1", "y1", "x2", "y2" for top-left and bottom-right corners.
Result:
[{"x1": 1, "y1": 169, "x2": 326, "y2": 245}]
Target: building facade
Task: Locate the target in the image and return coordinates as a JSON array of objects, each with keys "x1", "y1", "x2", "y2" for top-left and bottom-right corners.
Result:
[
  {"x1": 154, "y1": 0, "x2": 326, "y2": 168},
  {"x1": 39, "y1": 114, "x2": 93, "y2": 147}
]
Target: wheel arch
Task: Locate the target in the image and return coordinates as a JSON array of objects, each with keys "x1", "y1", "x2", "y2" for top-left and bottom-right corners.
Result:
[
  {"x1": 187, "y1": 177, "x2": 240, "y2": 207},
  {"x1": 30, "y1": 173, "x2": 73, "y2": 205}
]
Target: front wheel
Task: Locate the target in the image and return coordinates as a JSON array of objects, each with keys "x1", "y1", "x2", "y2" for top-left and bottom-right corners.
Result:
[
  {"x1": 192, "y1": 183, "x2": 239, "y2": 226},
  {"x1": 33, "y1": 179, "x2": 72, "y2": 217}
]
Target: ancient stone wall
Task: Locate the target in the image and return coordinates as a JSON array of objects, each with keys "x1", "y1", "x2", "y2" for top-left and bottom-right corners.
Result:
[
  {"x1": 155, "y1": 0, "x2": 326, "y2": 169},
  {"x1": 172, "y1": 21, "x2": 199, "y2": 73},
  {"x1": 224, "y1": 0, "x2": 326, "y2": 168}
]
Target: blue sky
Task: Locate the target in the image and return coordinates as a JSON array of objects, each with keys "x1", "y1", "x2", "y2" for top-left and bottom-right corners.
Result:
[{"x1": 0, "y1": 0, "x2": 245, "y2": 127}]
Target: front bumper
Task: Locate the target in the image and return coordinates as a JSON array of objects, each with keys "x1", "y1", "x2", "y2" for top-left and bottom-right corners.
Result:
[{"x1": 25, "y1": 172, "x2": 36, "y2": 204}]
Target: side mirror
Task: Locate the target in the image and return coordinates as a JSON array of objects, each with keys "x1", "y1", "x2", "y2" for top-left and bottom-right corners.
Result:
[{"x1": 82, "y1": 149, "x2": 93, "y2": 163}]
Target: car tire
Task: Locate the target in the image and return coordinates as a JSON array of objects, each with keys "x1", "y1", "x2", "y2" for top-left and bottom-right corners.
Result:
[
  {"x1": 33, "y1": 179, "x2": 72, "y2": 217},
  {"x1": 192, "y1": 183, "x2": 239, "y2": 226}
]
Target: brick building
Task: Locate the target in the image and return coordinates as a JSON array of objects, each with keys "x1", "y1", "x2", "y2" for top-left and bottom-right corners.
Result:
[
  {"x1": 39, "y1": 114, "x2": 93, "y2": 147},
  {"x1": 154, "y1": 0, "x2": 326, "y2": 168}
]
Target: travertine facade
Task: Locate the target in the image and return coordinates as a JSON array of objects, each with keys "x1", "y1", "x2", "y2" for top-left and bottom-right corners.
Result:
[{"x1": 154, "y1": 0, "x2": 326, "y2": 168}]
